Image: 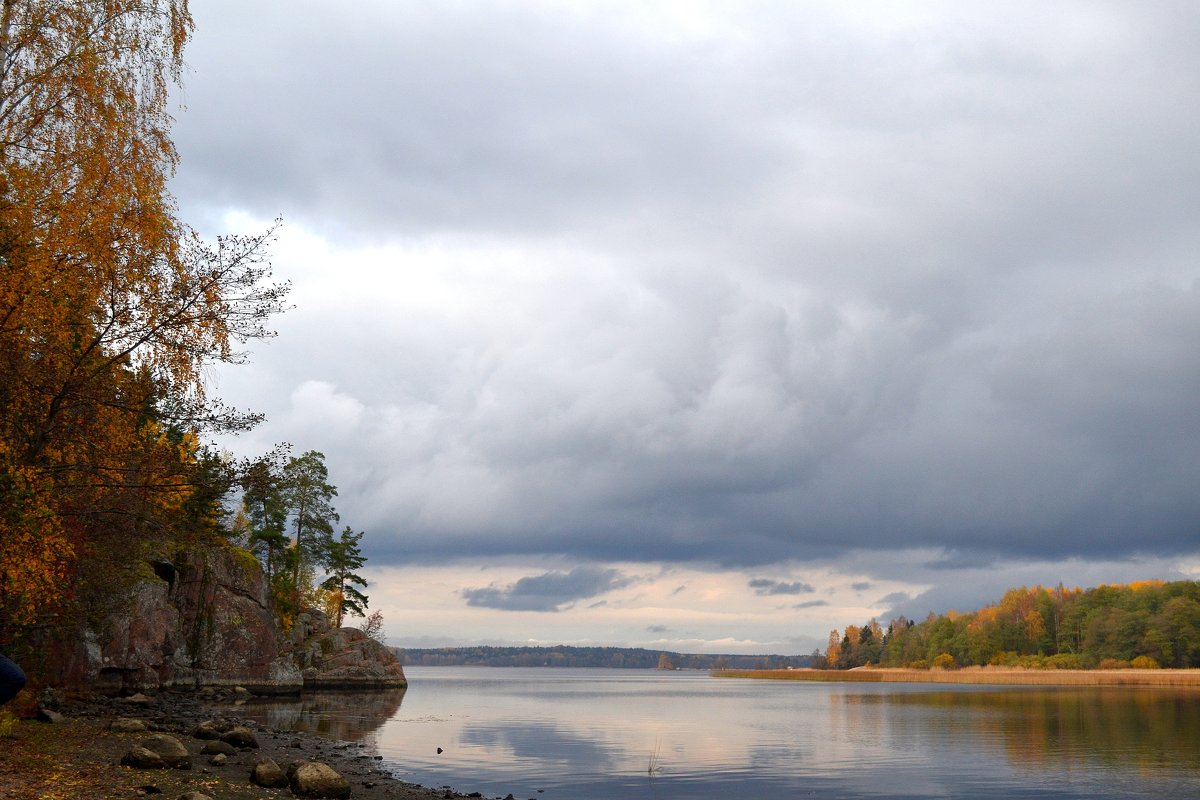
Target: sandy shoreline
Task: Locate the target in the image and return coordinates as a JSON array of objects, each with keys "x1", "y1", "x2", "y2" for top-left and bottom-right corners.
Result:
[{"x1": 713, "y1": 666, "x2": 1200, "y2": 687}]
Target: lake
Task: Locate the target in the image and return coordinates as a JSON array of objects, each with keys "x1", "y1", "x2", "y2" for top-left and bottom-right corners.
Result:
[{"x1": 233, "y1": 666, "x2": 1200, "y2": 799}]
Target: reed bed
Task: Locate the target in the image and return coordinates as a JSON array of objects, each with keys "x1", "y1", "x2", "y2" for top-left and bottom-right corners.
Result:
[{"x1": 711, "y1": 667, "x2": 1200, "y2": 687}]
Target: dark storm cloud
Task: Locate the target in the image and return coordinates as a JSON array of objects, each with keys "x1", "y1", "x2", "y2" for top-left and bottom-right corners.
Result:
[
  {"x1": 180, "y1": 3, "x2": 1200, "y2": 578},
  {"x1": 462, "y1": 567, "x2": 634, "y2": 612},
  {"x1": 749, "y1": 579, "x2": 815, "y2": 596},
  {"x1": 174, "y1": 2, "x2": 780, "y2": 242}
]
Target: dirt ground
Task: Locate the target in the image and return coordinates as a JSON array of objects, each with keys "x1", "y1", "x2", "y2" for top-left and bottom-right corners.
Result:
[{"x1": 0, "y1": 691, "x2": 520, "y2": 800}]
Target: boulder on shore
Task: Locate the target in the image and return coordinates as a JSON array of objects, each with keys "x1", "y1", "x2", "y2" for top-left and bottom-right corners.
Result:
[
  {"x1": 250, "y1": 757, "x2": 289, "y2": 789},
  {"x1": 140, "y1": 733, "x2": 191, "y2": 770},
  {"x1": 220, "y1": 725, "x2": 259, "y2": 749},
  {"x1": 290, "y1": 760, "x2": 352, "y2": 799},
  {"x1": 119, "y1": 745, "x2": 166, "y2": 769}
]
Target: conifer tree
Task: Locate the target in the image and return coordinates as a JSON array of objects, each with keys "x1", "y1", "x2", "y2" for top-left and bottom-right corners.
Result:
[
  {"x1": 279, "y1": 450, "x2": 338, "y2": 593},
  {"x1": 321, "y1": 526, "x2": 369, "y2": 627},
  {"x1": 241, "y1": 457, "x2": 289, "y2": 583}
]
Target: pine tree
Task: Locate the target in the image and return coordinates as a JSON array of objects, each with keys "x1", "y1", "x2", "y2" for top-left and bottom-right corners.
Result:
[
  {"x1": 240, "y1": 457, "x2": 289, "y2": 583},
  {"x1": 279, "y1": 451, "x2": 338, "y2": 593},
  {"x1": 320, "y1": 526, "x2": 369, "y2": 627}
]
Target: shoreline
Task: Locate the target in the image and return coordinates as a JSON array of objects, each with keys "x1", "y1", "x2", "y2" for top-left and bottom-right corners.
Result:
[
  {"x1": 712, "y1": 666, "x2": 1200, "y2": 687},
  {"x1": 0, "y1": 688, "x2": 504, "y2": 800}
]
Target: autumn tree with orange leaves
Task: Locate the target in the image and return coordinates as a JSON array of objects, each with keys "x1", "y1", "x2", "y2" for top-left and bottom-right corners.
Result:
[
  {"x1": 0, "y1": 1, "x2": 287, "y2": 645},
  {"x1": 826, "y1": 581, "x2": 1200, "y2": 670}
]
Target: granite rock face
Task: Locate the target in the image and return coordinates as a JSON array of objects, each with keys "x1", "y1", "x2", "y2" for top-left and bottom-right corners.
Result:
[
  {"x1": 169, "y1": 548, "x2": 302, "y2": 693},
  {"x1": 46, "y1": 545, "x2": 302, "y2": 694},
  {"x1": 292, "y1": 610, "x2": 408, "y2": 689},
  {"x1": 40, "y1": 545, "x2": 406, "y2": 694}
]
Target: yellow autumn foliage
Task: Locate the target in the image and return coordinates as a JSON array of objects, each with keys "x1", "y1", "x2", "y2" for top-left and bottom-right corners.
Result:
[{"x1": 0, "y1": 1, "x2": 286, "y2": 643}]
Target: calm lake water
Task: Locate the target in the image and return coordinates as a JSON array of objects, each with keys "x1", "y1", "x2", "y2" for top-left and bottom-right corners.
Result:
[{"x1": 233, "y1": 666, "x2": 1200, "y2": 799}]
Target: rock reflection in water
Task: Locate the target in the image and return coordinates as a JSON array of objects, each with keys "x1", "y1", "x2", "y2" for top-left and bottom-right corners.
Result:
[{"x1": 233, "y1": 689, "x2": 407, "y2": 743}]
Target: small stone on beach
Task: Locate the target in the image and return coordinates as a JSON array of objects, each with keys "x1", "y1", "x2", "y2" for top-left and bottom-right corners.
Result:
[
  {"x1": 250, "y1": 757, "x2": 289, "y2": 788},
  {"x1": 220, "y1": 725, "x2": 259, "y2": 749},
  {"x1": 120, "y1": 746, "x2": 166, "y2": 769},
  {"x1": 111, "y1": 718, "x2": 149, "y2": 733}
]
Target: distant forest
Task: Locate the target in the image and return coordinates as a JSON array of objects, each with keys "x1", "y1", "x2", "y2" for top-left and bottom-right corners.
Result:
[
  {"x1": 826, "y1": 580, "x2": 1200, "y2": 670},
  {"x1": 399, "y1": 581, "x2": 1200, "y2": 672},
  {"x1": 396, "y1": 645, "x2": 816, "y2": 670}
]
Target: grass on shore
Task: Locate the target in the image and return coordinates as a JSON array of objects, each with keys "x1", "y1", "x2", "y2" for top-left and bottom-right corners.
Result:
[{"x1": 711, "y1": 667, "x2": 1200, "y2": 687}]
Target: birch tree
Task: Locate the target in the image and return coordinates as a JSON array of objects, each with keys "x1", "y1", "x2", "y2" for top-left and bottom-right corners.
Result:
[{"x1": 0, "y1": 1, "x2": 287, "y2": 640}]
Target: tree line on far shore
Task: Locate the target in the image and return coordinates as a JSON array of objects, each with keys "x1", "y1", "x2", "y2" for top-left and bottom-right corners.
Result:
[
  {"x1": 397, "y1": 645, "x2": 816, "y2": 670},
  {"x1": 822, "y1": 580, "x2": 1200, "y2": 670}
]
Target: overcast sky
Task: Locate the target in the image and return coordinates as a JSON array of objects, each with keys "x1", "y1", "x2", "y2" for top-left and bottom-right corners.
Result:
[{"x1": 171, "y1": 1, "x2": 1200, "y2": 655}]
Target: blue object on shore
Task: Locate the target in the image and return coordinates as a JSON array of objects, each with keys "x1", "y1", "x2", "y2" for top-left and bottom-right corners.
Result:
[{"x1": 0, "y1": 652, "x2": 26, "y2": 706}]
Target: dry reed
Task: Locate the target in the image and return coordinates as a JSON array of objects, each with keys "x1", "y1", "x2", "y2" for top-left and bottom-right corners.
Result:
[{"x1": 711, "y1": 667, "x2": 1200, "y2": 687}]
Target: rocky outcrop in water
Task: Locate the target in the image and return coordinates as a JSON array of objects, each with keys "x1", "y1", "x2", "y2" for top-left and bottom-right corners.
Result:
[{"x1": 291, "y1": 610, "x2": 408, "y2": 689}]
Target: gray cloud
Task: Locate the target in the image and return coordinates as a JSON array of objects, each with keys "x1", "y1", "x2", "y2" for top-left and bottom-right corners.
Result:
[
  {"x1": 749, "y1": 579, "x2": 816, "y2": 596},
  {"x1": 181, "y1": 3, "x2": 1200, "y2": 582},
  {"x1": 462, "y1": 567, "x2": 634, "y2": 612},
  {"x1": 876, "y1": 592, "x2": 911, "y2": 608},
  {"x1": 794, "y1": 600, "x2": 830, "y2": 610}
]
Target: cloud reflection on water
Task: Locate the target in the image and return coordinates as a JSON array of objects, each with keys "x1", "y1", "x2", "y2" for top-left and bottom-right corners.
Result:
[
  {"x1": 233, "y1": 671, "x2": 1200, "y2": 799},
  {"x1": 459, "y1": 721, "x2": 621, "y2": 771}
]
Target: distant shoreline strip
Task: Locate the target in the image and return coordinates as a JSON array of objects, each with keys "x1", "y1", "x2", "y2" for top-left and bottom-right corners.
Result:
[{"x1": 712, "y1": 668, "x2": 1200, "y2": 687}]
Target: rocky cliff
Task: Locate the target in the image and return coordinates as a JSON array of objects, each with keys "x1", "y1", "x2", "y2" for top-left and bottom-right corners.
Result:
[{"x1": 43, "y1": 545, "x2": 405, "y2": 695}]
